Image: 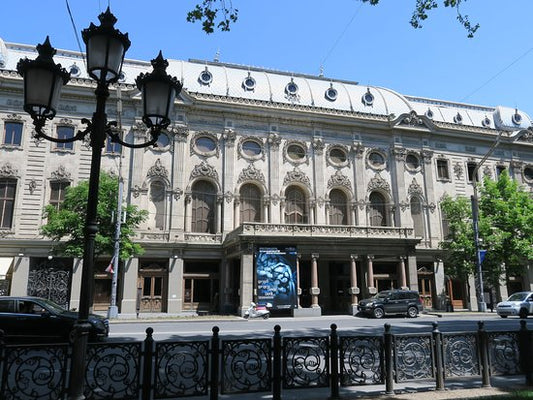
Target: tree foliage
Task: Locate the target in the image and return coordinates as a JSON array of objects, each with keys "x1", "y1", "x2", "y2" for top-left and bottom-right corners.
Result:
[
  {"x1": 41, "y1": 172, "x2": 148, "y2": 260},
  {"x1": 187, "y1": 0, "x2": 479, "y2": 37},
  {"x1": 439, "y1": 171, "x2": 533, "y2": 287}
]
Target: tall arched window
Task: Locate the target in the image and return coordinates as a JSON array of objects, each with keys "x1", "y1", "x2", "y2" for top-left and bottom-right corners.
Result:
[
  {"x1": 150, "y1": 180, "x2": 166, "y2": 230},
  {"x1": 369, "y1": 192, "x2": 387, "y2": 226},
  {"x1": 329, "y1": 189, "x2": 348, "y2": 225},
  {"x1": 410, "y1": 197, "x2": 424, "y2": 237},
  {"x1": 240, "y1": 183, "x2": 261, "y2": 223},
  {"x1": 285, "y1": 186, "x2": 307, "y2": 224},
  {"x1": 192, "y1": 180, "x2": 216, "y2": 233}
]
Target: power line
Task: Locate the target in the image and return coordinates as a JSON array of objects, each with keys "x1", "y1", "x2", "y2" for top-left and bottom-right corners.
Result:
[
  {"x1": 461, "y1": 46, "x2": 533, "y2": 103},
  {"x1": 64, "y1": 0, "x2": 87, "y2": 70}
]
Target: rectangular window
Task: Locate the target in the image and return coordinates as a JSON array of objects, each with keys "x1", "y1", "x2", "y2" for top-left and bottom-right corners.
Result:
[
  {"x1": 56, "y1": 126, "x2": 74, "y2": 150},
  {"x1": 50, "y1": 181, "x2": 70, "y2": 210},
  {"x1": 106, "y1": 137, "x2": 122, "y2": 154},
  {"x1": 0, "y1": 179, "x2": 16, "y2": 228},
  {"x1": 4, "y1": 122, "x2": 23, "y2": 146},
  {"x1": 436, "y1": 159, "x2": 450, "y2": 180},
  {"x1": 496, "y1": 165, "x2": 506, "y2": 179},
  {"x1": 467, "y1": 162, "x2": 478, "y2": 183}
]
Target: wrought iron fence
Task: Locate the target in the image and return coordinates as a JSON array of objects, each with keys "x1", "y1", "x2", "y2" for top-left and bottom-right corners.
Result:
[{"x1": 0, "y1": 320, "x2": 532, "y2": 400}]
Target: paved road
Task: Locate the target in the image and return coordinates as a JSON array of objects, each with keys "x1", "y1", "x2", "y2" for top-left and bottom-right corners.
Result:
[{"x1": 107, "y1": 312, "x2": 527, "y2": 341}]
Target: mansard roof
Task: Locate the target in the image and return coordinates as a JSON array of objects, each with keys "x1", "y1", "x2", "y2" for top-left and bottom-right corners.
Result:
[{"x1": 2, "y1": 39, "x2": 531, "y2": 133}]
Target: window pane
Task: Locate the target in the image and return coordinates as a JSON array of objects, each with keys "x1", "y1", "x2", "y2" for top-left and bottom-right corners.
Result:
[
  {"x1": 240, "y1": 184, "x2": 261, "y2": 223},
  {"x1": 4, "y1": 122, "x2": 23, "y2": 146},
  {"x1": 369, "y1": 192, "x2": 386, "y2": 226},
  {"x1": 50, "y1": 181, "x2": 70, "y2": 210},
  {"x1": 106, "y1": 137, "x2": 122, "y2": 154},
  {"x1": 285, "y1": 186, "x2": 307, "y2": 224},
  {"x1": 329, "y1": 189, "x2": 347, "y2": 225},
  {"x1": 0, "y1": 179, "x2": 16, "y2": 228},
  {"x1": 437, "y1": 160, "x2": 449, "y2": 179},
  {"x1": 192, "y1": 181, "x2": 216, "y2": 233},
  {"x1": 56, "y1": 126, "x2": 74, "y2": 150}
]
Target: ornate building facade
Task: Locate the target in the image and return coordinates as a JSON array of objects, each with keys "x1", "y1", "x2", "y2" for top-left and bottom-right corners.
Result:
[{"x1": 0, "y1": 37, "x2": 532, "y2": 316}]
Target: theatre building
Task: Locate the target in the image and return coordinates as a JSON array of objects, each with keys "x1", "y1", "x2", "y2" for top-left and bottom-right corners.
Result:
[{"x1": 0, "y1": 37, "x2": 532, "y2": 316}]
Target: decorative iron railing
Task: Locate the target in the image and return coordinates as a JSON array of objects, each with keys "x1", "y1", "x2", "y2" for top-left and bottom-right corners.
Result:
[{"x1": 0, "y1": 320, "x2": 531, "y2": 400}]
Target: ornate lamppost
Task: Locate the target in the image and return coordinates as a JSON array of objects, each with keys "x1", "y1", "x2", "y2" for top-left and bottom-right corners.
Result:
[{"x1": 17, "y1": 8, "x2": 182, "y2": 399}]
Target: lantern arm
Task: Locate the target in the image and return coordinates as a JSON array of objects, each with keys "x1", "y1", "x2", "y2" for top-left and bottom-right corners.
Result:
[
  {"x1": 106, "y1": 121, "x2": 159, "y2": 149},
  {"x1": 32, "y1": 117, "x2": 90, "y2": 143}
]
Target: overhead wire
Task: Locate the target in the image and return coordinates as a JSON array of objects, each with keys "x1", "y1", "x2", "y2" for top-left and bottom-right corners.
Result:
[{"x1": 65, "y1": 0, "x2": 87, "y2": 70}]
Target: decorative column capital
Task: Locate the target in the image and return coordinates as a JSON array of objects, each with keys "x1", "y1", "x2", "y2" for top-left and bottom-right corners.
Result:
[
  {"x1": 350, "y1": 254, "x2": 359, "y2": 261},
  {"x1": 311, "y1": 253, "x2": 320, "y2": 260}
]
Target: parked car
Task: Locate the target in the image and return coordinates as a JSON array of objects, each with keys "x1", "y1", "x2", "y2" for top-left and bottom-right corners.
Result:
[
  {"x1": 496, "y1": 291, "x2": 533, "y2": 319},
  {"x1": 0, "y1": 296, "x2": 109, "y2": 343},
  {"x1": 357, "y1": 289, "x2": 423, "y2": 319}
]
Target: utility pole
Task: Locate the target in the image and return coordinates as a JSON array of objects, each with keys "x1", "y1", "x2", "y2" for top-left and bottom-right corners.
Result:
[{"x1": 108, "y1": 87, "x2": 124, "y2": 319}]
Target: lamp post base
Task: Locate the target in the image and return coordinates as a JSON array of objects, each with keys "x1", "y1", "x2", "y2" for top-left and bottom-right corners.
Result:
[
  {"x1": 478, "y1": 301, "x2": 487, "y2": 312},
  {"x1": 107, "y1": 305, "x2": 119, "y2": 319}
]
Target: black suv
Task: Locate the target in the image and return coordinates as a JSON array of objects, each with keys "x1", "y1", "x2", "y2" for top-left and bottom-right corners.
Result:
[
  {"x1": 0, "y1": 296, "x2": 109, "y2": 343},
  {"x1": 357, "y1": 289, "x2": 423, "y2": 318}
]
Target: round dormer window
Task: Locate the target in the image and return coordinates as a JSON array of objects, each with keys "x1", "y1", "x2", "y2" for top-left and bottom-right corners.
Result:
[
  {"x1": 325, "y1": 87, "x2": 338, "y2": 101},
  {"x1": 512, "y1": 112, "x2": 522, "y2": 125},
  {"x1": 482, "y1": 117, "x2": 491, "y2": 127},
  {"x1": 453, "y1": 113, "x2": 463, "y2": 124},
  {"x1": 243, "y1": 75, "x2": 256, "y2": 91},
  {"x1": 199, "y1": 69, "x2": 213, "y2": 85},
  {"x1": 285, "y1": 81, "x2": 298, "y2": 95},
  {"x1": 118, "y1": 71, "x2": 126, "y2": 82},
  {"x1": 524, "y1": 165, "x2": 533, "y2": 182},
  {"x1": 425, "y1": 108, "x2": 434, "y2": 119},
  {"x1": 362, "y1": 90, "x2": 374, "y2": 106}
]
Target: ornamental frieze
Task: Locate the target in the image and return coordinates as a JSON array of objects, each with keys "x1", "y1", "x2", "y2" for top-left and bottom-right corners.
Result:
[
  {"x1": 283, "y1": 168, "x2": 311, "y2": 190},
  {"x1": 50, "y1": 165, "x2": 72, "y2": 182},
  {"x1": 367, "y1": 174, "x2": 391, "y2": 194},
  {"x1": 147, "y1": 159, "x2": 169, "y2": 180},
  {"x1": 190, "y1": 161, "x2": 219, "y2": 182},
  {"x1": 327, "y1": 170, "x2": 351, "y2": 191},
  {"x1": 4, "y1": 113, "x2": 22, "y2": 121},
  {"x1": 237, "y1": 164, "x2": 266, "y2": 185}
]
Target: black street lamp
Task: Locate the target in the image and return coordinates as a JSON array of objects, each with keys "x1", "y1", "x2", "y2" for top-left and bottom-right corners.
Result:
[{"x1": 17, "y1": 8, "x2": 181, "y2": 399}]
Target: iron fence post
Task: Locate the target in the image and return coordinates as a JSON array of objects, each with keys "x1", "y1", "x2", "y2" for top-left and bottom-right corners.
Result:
[
  {"x1": 432, "y1": 322, "x2": 445, "y2": 390},
  {"x1": 329, "y1": 323, "x2": 340, "y2": 399},
  {"x1": 384, "y1": 323, "x2": 394, "y2": 394},
  {"x1": 519, "y1": 320, "x2": 533, "y2": 386},
  {"x1": 210, "y1": 326, "x2": 220, "y2": 400},
  {"x1": 477, "y1": 321, "x2": 490, "y2": 387},
  {"x1": 273, "y1": 325, "x2": 282, "y2": 400},
  {"x1": 142, "y1": 327, "x2": 154, "y2": 400}
]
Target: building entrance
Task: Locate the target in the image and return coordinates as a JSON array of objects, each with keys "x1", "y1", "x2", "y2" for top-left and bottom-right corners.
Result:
[
  {"x1": 183, "y1": 276, "x2": 219, "y2": 313},
  {"x1": 138, "y1": 261, "x2": 168, "y2": 313}
]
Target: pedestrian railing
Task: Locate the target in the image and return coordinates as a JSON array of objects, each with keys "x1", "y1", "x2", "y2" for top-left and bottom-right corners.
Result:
[{"x1": 0, "y1": 320, "x2": 531, "y2": 399}]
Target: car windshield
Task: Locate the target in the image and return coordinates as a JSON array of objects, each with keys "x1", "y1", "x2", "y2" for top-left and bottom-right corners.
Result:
[
  {"x1": 507, "y1": 292, "x2": 529, "y2": 302},
  {"x1": 39, "y1": 298, "x2": 68, "y2": 314}
]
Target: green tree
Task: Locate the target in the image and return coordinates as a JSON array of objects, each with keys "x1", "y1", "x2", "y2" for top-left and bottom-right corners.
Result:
[
  {"x1": 188, "y1": 0, "x2": 478, "y2": 37},
  {"x1": 41, "y1": 172, "x2": 148, "y2": 260},
  {"x1": 439, "y1": 170, "x2": 533, "y2": 287}
]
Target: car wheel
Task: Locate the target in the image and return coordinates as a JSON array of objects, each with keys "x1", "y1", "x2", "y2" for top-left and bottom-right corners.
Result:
[
  {"x1": 519, "y1": 309, "x2": 528, "y2": 319},
  {"x1": 262, "y1": 314, "x2": 270, "y2": 320},
  {"x1": 499, "y1": 315, "x2": 507, "y2": 318},
  {"x1": 243, "y1": 314, "x2": 249, "y2": 319},
  {"x1": 407, "y1": 306, "x2": 418, "y2": 318},
  {"x1": 373, "y1": 308, "x2": 385, "y2": 319}
]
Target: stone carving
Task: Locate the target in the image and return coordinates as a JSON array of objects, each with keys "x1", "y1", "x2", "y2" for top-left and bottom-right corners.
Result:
[
  {"x1": 483, "y1": 165, "x2": 493, "y2": 178},
  {"x1": 327, "y1": 170, "x2": 351, "y2": 190},
  {"x1": 0, "y1": 162, "x2": 18, "y2": 178},
  {"x1": 312, "y1": 137, "x2": 325, "y2": 155},
  {"x1": 391, "y1": 147, "x2": 406, "y2": 161},
  {"x1": 131, "y1": 184, "x2": 148, "y2": 198},
  {"x1": 172, "y1": 188, "x2": 183, "y2": 200},
  {"x1": 147, "y1": 159, "x2": 169, "y2": 180},
  {"x1": 223, "y1": 128, "x2": 236, "y2": 145},
  {"x1": 408, "y1": 178, "x2": 424, "y2": 198},
  {"x1": 28, "y1": 179, "x2": 37, "y2": 194},
  {"x1": 237, "y1": 164, "x2": 266, "y2": 185},
  {"x1": 224, "y1": 191, "x2": 234, "y2": 203},
  {"x1": 50, "y1": 165, "x2": 72, "y2": 182},
  {"x1": 422, "y1": 150, "x2": 433, "y2": 164},
  {"x1": 351, "y1": 142, "x2": 365, "y2": 158},
  {"x1": 5, "y1": 113, "x2": 22, "y2": 121},
  {"x1": 190, "y1": 161, "x2": 219, "y2": 181},
  {"x1": 367, "y1": 174, "x2": 391, "y2": 194},
  {"x1": 283, "y1": 168, "x2": 311, "y2": 189},
  {"x1": 271, "y1": 193, "x2": 280, "y2": 206},
  {"x1": 399, "y1": 200, "x2": 410, "y2": 212},
  {"x1": 268, "y1": 132, "x2": 281, "y2": 149},
  {"x1": 454, "y1": 162, "x2": 464, "y2": 179},
  {"x1": 171, "y1": 125, "x2": 189, "y2": 142}
]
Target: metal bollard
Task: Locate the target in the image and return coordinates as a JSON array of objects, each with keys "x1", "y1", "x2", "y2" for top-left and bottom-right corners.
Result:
[
  {"x1": 273, "y1": 325, "x2": 282, "y2": 400},
  {"x1": 210, "y1": 326, "x2": 220, "y2": 400},
  {"x1": 477, "y1": 321, "x2": 490, "y2": 387},
  {"x1": 142, "y1": 327, "x2": 154, "y2": 400},
  {"x1": 432, "y1": 322, "x2": 445, "y2": 391},
  {"x1": 384, "y1": 323, "x2": 394, "y2": 394},
  {"x1": 330, "y1": 323, "x2": 340, "y2": 399}
]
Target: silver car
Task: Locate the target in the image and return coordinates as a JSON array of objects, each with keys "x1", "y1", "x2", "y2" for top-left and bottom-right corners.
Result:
[{"x1": 496, "y1": 291, "x2": 533, "y2": 319}]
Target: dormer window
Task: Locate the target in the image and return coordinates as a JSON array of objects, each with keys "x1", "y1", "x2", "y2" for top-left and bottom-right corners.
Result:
[
  {"x1": 453, "y1": 113, "x2": 463, "y2": 124},
  {"x1": 325, "y1": 85, "x2": 338, "y2": 101},
  {"x1": 285, "y1": 80, "x2": 298, "y2": 96},
  {"x1": 199, "y1": 68, "x2": 213, "y2": 85},
  {"x1": 362, "y1": 89, "x2": 374, "y2": 106},
  {"x1": 512, "y1": 110, "x2": 522, "y2": 125},
  {"x1": 482, "y1": 116, "x2": 491, "y2": 127},
  {"x1": 69, "y1": 64, "x2": 81, "y2": 77},
  {"x1": 242, "y1": 74, "x2": 256, "y2": 91},
  {"x1": 425, "y1": 108, "x2": 434, "y2": 119}
]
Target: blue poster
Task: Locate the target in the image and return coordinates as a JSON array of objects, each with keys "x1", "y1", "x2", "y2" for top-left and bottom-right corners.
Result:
[{"x1": 256, "y1": 246, "x2": 298, "y2": 309}]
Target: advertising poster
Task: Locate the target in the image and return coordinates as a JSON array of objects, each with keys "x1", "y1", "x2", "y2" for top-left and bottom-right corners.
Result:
[{"x1": 256, "y1": 246, "x2": 298, "y2": 310}]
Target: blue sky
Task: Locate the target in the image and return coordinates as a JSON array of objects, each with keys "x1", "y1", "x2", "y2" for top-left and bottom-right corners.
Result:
[{"x1": 2, "y1": 1, "x2": 533, "y2": 116}]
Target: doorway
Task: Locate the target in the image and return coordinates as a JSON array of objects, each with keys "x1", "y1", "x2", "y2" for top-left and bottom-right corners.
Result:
[
  {"x1": 138, "y1": 265, "x2": 168, "y2": 313},
  {"x1": 183, "y1": 275, "x2": 219, "y2": 313}
]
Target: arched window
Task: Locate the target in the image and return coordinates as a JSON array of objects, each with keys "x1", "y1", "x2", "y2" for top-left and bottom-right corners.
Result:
[
  {"x1": 369, "y1": 192, "x2": 387, "y2": 226},
  {"x1": 329, "y1": 189, "x2": 348, "y2": 225},
  {"x1": 240, "y1": 183, "x2": 261, "y2": 223},
  {"x1": 192, "y1": 180, "x2": 216, "y2": 233},
  {"x1": 285, "y1": 186, "x2": 307, "y2": 224},
  {"x1": 150, "y1": 181, "x2": 166, "y2": 230},
  {"x1": 410, "y1": 197, "x2": 424, "y2": 237},
  {"x1": 0, "y1": 178, "x2": 16, "y2": 228}
]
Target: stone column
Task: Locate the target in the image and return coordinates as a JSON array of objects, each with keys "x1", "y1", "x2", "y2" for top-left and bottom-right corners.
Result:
[
  {"x1": 10, "y1": 256, "x2": 30, "y2": 296},
  {"x1": 434, "y1": 258, "x2": 446, "y2": 310},
  {"x1": 184, "y1": 194, "x2": 192, "y2": 232},
  {"x1": 167, "y1": 253, "x2": 183, "y2": 314},
  {"x1": 352, "y1": 142, "x2": 366, "y2": 225},
  {"x1": 120, "y1": 257, "x2": 140, "y2": 316},
  {"x1": 296, "y1": 254, "x2": 301, "y2": 308},
  {"x1": 234, "y1": 197, "x2": 240, "y2": 229},
  {"x1": 239, "y1": 251, "x2": 254, "y2": 316},
  {"x1": 349, "y1": 254, "x2": 360, "y2": 315},
  {"x1": 311, "y1": 253, "x2": 320, "y2": 308},
  {"x1": 280, "y1": 198, "x2": 286, "y2": 223},
  {"x1": 407, "y1": 254, "x2": 419, "y2": 291},
  {"x1": 216, "y1": 195, "x2": 223, "y2": 234},
  {"x1": 268, "y1": 132, "x2": 281, "y2": 223},
  {"x1": 367, "y1": 255, "x2": 376, "y2": 295},
  {"x1": 398, "y1": 256, "x2": 408, "y2": 289},
  {"x1": 170, "y1": 126, "x2": 188, "y2": 234},
  {"x1": 263, "y1": 196, "x2": 270, "y2": 223}
]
